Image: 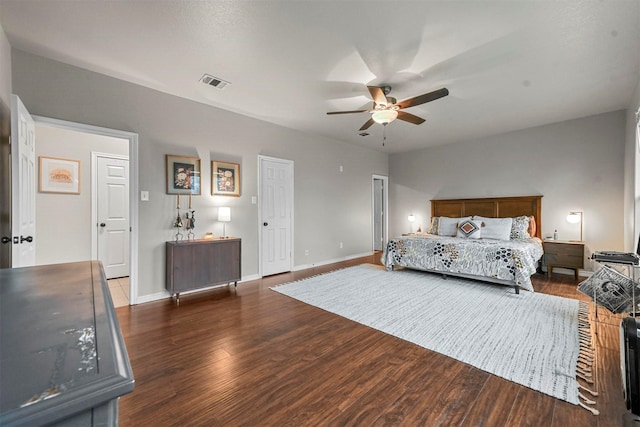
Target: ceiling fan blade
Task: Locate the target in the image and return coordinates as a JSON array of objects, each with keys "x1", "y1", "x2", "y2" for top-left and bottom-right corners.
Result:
[
  {"x1": 396, "y1": 88, "x2": 449, "y2": 109},
  {"x1": 367, "y1": 86, "x2": 389, "y2": 106},
  {"x1": 397, "y1": 111, "x2": 425, "y2": 125},
  {"x1": 326, "y1": 109, "x2": 370, "y2": 115},
  {"x1": 359, "y1": 118, "x2": 375, "y2": 131}
]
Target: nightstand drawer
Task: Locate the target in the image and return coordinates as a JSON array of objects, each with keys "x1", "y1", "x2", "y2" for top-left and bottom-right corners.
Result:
[
  {"x1": 545, "y1": 253, "x2": 583, "y2": 269},
  {"x1": 543, "y1": 242, "x2": 583, "y2": 257}
]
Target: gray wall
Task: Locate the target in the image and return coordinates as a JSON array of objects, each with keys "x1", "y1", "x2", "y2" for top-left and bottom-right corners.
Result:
[
  {"x1": 0, "y1": 23, "x2": 11, "y2": 268},
  {"x1": 624, "y1": 76, "x2": 640, "y2": 252},
  {"x1": 11, "y1": 49, "x2": 388, "y2": 300},
  {"x1": 34, "y1": 123, "x2": 129, "y2": 266},
  {"x1": 389, "y1": 110, "x2": 627, "y2": 268},
  {"x1": 0, "y1": 22, "x2": 10, "y2": 106}
]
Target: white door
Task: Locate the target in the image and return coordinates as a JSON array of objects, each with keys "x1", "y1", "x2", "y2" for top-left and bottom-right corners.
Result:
[
  {"x1": 97, "y1": 155, "x2": 130, "y2": 279},
  {"x1": 260, "y1": 156, "x2": 293, "y2": 276},
  {"x1": 11, "y1": 95, "x2": 36, "y2": 267},
  {"x1": 371, "y1": 175, "x2": 388, "y2": 253},
  {"x1": 373, "y1": 178, "x2": 384, "y2": 251}
]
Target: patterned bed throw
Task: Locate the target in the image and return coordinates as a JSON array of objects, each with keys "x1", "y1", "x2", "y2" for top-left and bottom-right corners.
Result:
[{"x1": 382, "y1": 234, "x2": 544, "y2": 292}]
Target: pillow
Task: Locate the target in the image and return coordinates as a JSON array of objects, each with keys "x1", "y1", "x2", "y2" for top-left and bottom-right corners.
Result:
[
  {"x1": 456, "y1": 219, "x2": 482, "y2": 238},
  {"x1": 510, "y1": 216, "x2": 532, "y2": 239},
  {"x1": 473, "y1": 216, "x2": 512, "y2": 240},
  {"x1": 528, "y1": 216, "x2": 537, "y2": 238},
  {"x1": 427, "y1": 217, "x2": 440, "y2": 235},
  {"x1": 577, "y1": 265, "x2": 637, "y2": 314},
  {"x1": 438, "y1": 217, "x2": 470, "y2": 237}
]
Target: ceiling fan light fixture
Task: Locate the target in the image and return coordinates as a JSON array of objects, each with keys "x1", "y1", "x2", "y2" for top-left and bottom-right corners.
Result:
[{"x1": 372, "y1": 109, "x2": 398, "y2": 125}]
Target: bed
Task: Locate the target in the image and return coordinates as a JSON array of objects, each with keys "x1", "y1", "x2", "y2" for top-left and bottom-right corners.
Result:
[{"x1": 382, "y1": 196, "x2": 544, "y2": 293}]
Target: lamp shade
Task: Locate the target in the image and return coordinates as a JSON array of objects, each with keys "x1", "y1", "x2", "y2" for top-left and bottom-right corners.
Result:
[
  {"x1": 372, "y1": 109, "x2": 398, "y2": 125},
  {"x1": 566, "y1": 212, "x2": 581, "y2": 223},
  {"x1": 408, "y1": 214, "x2": 416, "y2": 222},
  {"x1": 218, "y1": 207, "x2": 231, "y2": 222}
]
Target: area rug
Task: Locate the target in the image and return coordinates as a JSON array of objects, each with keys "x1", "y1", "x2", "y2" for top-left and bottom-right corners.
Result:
[{"x1": 271, "y1": 264, "x2": 589, "y2": 405}]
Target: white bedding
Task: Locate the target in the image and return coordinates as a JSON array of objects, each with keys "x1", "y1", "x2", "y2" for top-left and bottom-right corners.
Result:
[{"x1": 382, "y1": 233, "x2": 544, "y2": 292}]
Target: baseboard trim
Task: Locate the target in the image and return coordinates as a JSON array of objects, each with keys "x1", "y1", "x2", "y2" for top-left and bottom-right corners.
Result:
[
  {"x1": 542, "y1": 266, "x2": 592, "y2": 278},
  {"x1": 293, "y1": 251, "x2": 375, "y2": 272},
  {"x1": 132, "y1": 273, "x2": 263, "y2": 305}
]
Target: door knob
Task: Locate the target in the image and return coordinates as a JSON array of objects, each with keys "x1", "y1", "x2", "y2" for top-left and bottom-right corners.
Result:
[
  {"x1": 1, "y1": 237, "x2": 10, "y2": 244},
  {"x1": 263, "y1": 222, "x2": 268, "y2": 226},
  {"x1": 100, "y1": 223, "x2": 106, "y2": 227},
  {"x1": 20, "y1": 235, "x2": 33, "y2": 243}
]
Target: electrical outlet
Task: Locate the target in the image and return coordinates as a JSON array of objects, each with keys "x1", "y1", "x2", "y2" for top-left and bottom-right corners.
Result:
[
  {"x1": 339, "y1": 242, "x2": 343, "y2": 249},
  {"x1": 304, "y1": 249, "x2": 309, "y2": 256}
]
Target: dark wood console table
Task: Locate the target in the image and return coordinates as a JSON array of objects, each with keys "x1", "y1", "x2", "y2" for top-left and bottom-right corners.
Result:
[
  {"x1": 166, "y1": 238, "x2": 241, "y2": 305},
  {"x1": 0, "y1": 261, "x2": 134, "y2": 426}
]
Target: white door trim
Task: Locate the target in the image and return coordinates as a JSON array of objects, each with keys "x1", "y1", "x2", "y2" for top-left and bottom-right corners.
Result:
[
  {"x1": 371, "y1": 174, "x2": 389, "y2": 251},
  {"x1": 32, "y1": 115, "x2": 140, "y2": 305},
  {"x1": 258, "y1": 155, "x2": 294, "y2": 277}
]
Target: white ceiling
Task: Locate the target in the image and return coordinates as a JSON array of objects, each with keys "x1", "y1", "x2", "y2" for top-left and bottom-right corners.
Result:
[{"x1": 1, "y1": 1, "x2": 639, "y2": 153}]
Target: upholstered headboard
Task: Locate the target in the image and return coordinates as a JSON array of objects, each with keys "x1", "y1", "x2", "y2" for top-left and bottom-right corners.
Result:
[{"x1": 431, "y1": 195, "x2": 542, "y2": 239}]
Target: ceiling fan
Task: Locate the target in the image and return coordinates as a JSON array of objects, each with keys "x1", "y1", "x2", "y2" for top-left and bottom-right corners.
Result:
[{"x1": 327, "y1": 85, "x2": 449, "y2": 131}]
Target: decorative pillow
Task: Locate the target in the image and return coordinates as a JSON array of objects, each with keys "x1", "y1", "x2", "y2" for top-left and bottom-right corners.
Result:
[
  {"x1": 510, "y1": 216, "x2": 532, "y2": 239},
  {"x1": 528, "y1": 216, "x2": 537, "y2": 238},
  {"x1": 438, "y1": 217, "x2": 470, "y2": 237},
  {"x1": 427, "y1": 217, "x2": 440, "y2": 235},
  {"x1": 577, "y1": 265, "x2": 637, "y2": 314},
  {"x1": 473, "y1": 216, "x2": 512, "y2": 240},
  {"x1": 456, "y1": 219, "x2": 482, "y2": 238}
]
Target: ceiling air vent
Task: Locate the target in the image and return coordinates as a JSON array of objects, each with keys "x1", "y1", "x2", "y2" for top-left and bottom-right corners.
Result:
[{"x1": 200, "y1": 74, "x2": 231, "y2": 90}]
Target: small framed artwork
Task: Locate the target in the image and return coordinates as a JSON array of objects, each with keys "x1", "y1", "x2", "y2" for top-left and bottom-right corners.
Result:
[
  {"x1": 39, "y1": 156, "x2": 81, "y2": 194},
  {"x1": 166, "y1": 154, "x2": 201, "y2": 195},
  {"x1": 212, "y1": 161, "x2": 240, "y2": 197}
]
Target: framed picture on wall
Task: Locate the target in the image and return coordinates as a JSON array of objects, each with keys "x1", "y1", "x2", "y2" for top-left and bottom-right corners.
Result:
[
  {"x1": 39, "y1": 156, "x2": 81, "y2": 194},
  {"x1": 212, "y1": 161, "x2": 240, "y2": 197},
  {"x1": 166, "y1": 154, "x2": 201, "y2": 195}
]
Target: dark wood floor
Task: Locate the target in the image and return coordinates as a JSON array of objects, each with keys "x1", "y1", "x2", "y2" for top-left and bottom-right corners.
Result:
[{"x1": 116, "y1": 254, "x2": 634, "y2": 426}]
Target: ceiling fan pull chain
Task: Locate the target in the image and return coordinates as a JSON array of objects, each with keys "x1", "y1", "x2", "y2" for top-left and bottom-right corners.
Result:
[{"x1": 382, "y1": 123, "x2": 388, "y2": 146}]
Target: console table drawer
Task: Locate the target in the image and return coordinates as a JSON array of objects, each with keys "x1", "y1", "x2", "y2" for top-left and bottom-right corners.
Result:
[{"x1": 166, "y1": 238, "x2": 241, "y2": 305}]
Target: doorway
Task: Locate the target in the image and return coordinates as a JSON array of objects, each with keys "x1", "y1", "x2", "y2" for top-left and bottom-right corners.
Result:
[
  {"x1": 92, "y1": 152, "x2": 130, "y2": 279},
  {"x1": 372, "y1": 175, "x2": 388, "y2": 252},
  {"x1": 33, "y1": 115, "x2": 139, "y2": 304},
  {"x1": 258, "y1": 155, "x2": 294, "y2": 276}
]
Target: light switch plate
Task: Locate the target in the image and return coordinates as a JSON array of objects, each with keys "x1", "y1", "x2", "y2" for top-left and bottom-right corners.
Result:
[{"x1": 140, "y1": 191, "x2": 149, "y2": 201}]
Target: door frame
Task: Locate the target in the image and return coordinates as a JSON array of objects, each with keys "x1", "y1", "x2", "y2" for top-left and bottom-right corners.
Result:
[
  {"x1": 91, "y1": 152, "x2": 130, "y2": 277},
  {"x1": 33, "y1": 115, "x2": 139, "y2": 305},
  {"x1": 371, "y1": 174, "x2": 389, "y2": 251},
  {"x1": 258, "y1": 155, "x2": 294, "y2": 277}
]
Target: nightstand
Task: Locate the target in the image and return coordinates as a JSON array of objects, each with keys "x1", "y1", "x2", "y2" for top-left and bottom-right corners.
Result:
[{"x1": 543, "y1": 240, "x2": 585, "y2": 281}]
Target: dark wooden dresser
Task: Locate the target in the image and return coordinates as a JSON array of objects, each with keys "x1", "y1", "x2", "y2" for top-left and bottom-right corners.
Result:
[
  {"x1": 166, "y1": 238, "x2": 241, "y2": 305},
  {"x1": 0, "y1": 261, "x2": 134, "y2": 426}
]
